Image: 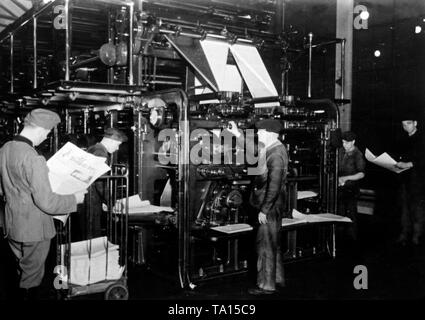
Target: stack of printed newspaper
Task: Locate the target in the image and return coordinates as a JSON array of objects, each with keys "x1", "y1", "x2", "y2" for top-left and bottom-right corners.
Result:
[
  {"x1": 281, "y1": 209, "x2": 352, "y2": 227},
  {"x1": 114, "y1": 194, "x2": 174, "y2": 215},
  {"x1": 60, "y1": 236, "x2": 124, "y2": 286},
  {"x1": 46, "y1": 142, "x2": 111, "y2": 223}
]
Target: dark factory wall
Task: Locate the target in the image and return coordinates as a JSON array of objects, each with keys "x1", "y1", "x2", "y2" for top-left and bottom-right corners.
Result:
[
  {"x1": 351, "y1": 0, "x2": 425, "y2": 219},
  {"x1": 283, "y1": 0, "x2": 337, "y2": 99}
]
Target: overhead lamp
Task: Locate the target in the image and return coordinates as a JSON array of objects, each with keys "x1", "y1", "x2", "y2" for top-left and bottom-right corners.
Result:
[
  {"x1": 415, "y1": 26, "x2": 422, "y2": 34},
  {"x1": 374, "y1": 50, "x2": 381, "y2": 57}
]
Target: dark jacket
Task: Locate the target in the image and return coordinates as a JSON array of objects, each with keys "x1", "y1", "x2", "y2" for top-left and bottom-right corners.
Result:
[
  {"x1": 397, "y1": 130, "x2": 425, "y2": 197},
  {"x1": 249, "y1": 141, "x2": 288, "y2": 220},
  {"x1": 86, "y1": 142, "x2": 110, "y2": 202},
  {"x1": 0, "y1": 136, "x2": 77, "y2": 242},
  {"x1": 338, "y1": 146, "x2": 366, "y2": 194},
  {"x1": 83, "y1": 142, "x2": 110, "y2": 238}
]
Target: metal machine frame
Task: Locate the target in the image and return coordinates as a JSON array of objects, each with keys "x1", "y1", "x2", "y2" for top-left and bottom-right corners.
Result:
[{"x1": 0, "y1": 0, "x2": 345, "y2": 290}]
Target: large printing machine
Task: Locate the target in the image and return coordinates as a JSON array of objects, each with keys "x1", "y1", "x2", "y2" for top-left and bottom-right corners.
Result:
[{"x1": 0, "y1": 0, "x2": 345, "y2": 289}]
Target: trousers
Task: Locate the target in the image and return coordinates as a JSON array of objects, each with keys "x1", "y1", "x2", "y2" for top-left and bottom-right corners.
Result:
[
  {"x1": 8, "y1": 238, "x2": 51, "y2": 289},
  {"x1": 256, "y1": 218, "x2": 284, "y2": 291},
  {"x1": 399, "y1": 183, "x2": 425, "y2": 241},
  {"x1": 338, "y1": 187, "x2": 358, "y2": 240}
]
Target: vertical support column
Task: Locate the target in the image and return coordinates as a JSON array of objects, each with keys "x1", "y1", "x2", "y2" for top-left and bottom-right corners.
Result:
[
  {"x1": 107, "y1": 10, "x2": 114, "y2": 84},
  {"x1": 109, "y1": 109, "x2": 118, "y2": 165},
  {"x1": 33, "y1": 17, "x2": 37, "y2": 89},
  {"x1": 65, "y1": 109, "x2": 71, "y2": 134},
  {"x1": 335, "y1": 0, "x2": 353, "y2": 131},
  {"x1": 307, "y1": 32, "x2": 313, "y2": 98},
  {"x1": 64, "y1": 0, "x2": 71, "y2": 81},
  {"x1": 53, "y1": 126, "x2": 59, "y2": 153},
  {"x1": 83, "y1": 107, "x2": 90, "y2": 134},
  {"x1": 152, "y1": 56, "x2": 157, "y2": 90},
  {"x1": 128, "y1": 2, "x2": 134, "y2": 85},
  {"x1": 274, "y1": 0, "x2": 286, "y2": 96},
  {"x1": 10, "y1": 33, "x2": 14, "y2": 94}
]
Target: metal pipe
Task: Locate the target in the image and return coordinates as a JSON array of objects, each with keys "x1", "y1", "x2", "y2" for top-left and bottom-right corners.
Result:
[
  {"x1": 145, "y1": 80, "x2": 182, "y2": 86},
  {"x1": 159, "y1": 28, "x2": 253, "y2": 44},
  {"x1": 65, "y1": 0, "x2": 70, "y2": 81},
  {"x1": 33, "y1": 16, "x2": 37, "y2": 89},
  {"x1": 307, "y1": 32, "x2": 313, "y2": 98},
  {"x1": 177, "y1": 90, "x2": 190, "y2": 289},
  {"x1": 311, "y1": 39, "x2": 343, "y2": 48},
  {"x1": 107, "y1": 9, "x2": 114, "y2": 84},
  {"x1": 128, "y1": 2, "x2": 134, "y2": 85},
  {"x1": 69, "y1": 56, "x2": 99, "y2": 69},
  {"x1": 136, "y1": 108, "x2": 143, "y2": 198},
  {"x1": 65, "y1": 109, "x2": 70, "y2": 133},
  {"x1": 340, "y1": 39, "x2": 346, "y2": 100},
  {"x1": 10, "y1": 33, "x2": 13, "y2": 94},
  {"x1": 83, "y1": 107, "x2": 89, "y2": 134},
  {"x1": 152, "y1": 56, "x2": 157, "y2": 90},
  {"x1": 109, "y1": 109, "x2": 118, "y2": 165}
]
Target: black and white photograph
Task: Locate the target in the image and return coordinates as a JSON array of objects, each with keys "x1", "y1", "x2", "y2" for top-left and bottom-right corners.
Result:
[{"x1": 0, "y1": 0, "x2": 424, "y2": 310}]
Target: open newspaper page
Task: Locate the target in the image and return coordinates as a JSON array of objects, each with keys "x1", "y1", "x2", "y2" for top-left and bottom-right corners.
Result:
[
  {"x1": 47, "y1": 142, "x2": 111, "y2": 223},
  {"x1": 365, "y1": 148, "x2": 409, "y2": 174}
]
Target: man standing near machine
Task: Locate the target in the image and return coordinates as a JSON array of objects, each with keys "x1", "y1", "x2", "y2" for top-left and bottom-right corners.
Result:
[
  {"x1": 228, "y1": 119, "x2": 288, "y2": 295},
  {"x1": 77, "y1": 128, "x2": 128, "y2": 240},
  {"x1": 338, "y1": 131, "x2": 365, "y2": 241},
  {"x1": 0, "y1": 108, "x2": 86, "y2": 300},
  {"x1": 395, "y1": 110, "x2": 425, "y2": 246}
]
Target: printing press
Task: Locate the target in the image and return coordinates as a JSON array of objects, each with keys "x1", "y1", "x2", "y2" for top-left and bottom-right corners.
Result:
[{"x1": 0, "y1": 0, "x2": 344, "y2": 289}]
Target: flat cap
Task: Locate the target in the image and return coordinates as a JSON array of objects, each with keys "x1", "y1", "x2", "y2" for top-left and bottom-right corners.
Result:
[
  {"x1": 398, "y1": 108, "x2": 420, "y2": 121},
  {"x1": 103, "y1": 128, "x2": 128, "y2": 142},
  {"x1": 255, "y1": 119, "x2": 284, "y2": 134},
  {"x1": 24, "y1": 108, "x2": 60, "y2": 130},
  {"x1": 341, "y1": 131, "x2": 356, "y2": 142}
]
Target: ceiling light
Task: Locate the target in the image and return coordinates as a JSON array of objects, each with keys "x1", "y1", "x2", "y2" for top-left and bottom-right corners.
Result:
[
  {"x1": 415, "y1": 26, "x2": 422, "y2": 34},
  {"x1": 374, "y1": 50, "x2": 381, "y2": 57}
]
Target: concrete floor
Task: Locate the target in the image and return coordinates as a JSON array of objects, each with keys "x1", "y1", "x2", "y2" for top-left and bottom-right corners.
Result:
[{"x1": 1, "y1": 212, "x2": 424, "y2": 301}]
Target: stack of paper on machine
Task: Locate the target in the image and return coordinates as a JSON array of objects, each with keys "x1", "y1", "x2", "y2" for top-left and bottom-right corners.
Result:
[
  {"x1": 114, "y1": 194, "x2": 174, "y2": 215},
  {"x1": 365, "y1": 148, "x2": 409, "y2": 173},
  {"x1": 211, "y1": 223, "x2": 253, "y2": 234},
  {"x1": 297, "y1": 190, "x2": 318, "y2": 200},
  {"x1": 60, "y1": 236, "x2": 124, "y2": 286},
  {"x1": 47, "y1": 142, "x2": 111, "y2": 224},
  {"x1": 282, "y1": 209, "x2": 352, "y2": 227}
]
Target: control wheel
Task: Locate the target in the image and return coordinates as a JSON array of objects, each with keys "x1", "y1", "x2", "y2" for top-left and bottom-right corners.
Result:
[{"x1": 105, "y1": 283, "x2": 129, "y2": 300}]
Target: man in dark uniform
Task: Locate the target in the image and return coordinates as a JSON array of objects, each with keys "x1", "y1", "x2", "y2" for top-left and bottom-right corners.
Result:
[
  {"x1": 248, "y1": 120, "x2": 288, "y2": 295},
  {"x1": 228, "y1": 119, "x2": 288, "y2": 295},
  {"x1": 338, "y1": 131, "x2": 365, "y2": 240},
  {"x1": 78, "y1": 128, "x2": 128, "y2": 239},
  {"x1": 0, "y1": 108, "x2": 86, "y2": 300},
  {"x1": 395, "y1": 111, "x2": 425, "y2": 246}
]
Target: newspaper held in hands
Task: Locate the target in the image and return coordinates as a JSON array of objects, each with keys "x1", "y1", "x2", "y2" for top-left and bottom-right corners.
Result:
[
  {"x1": 365, "y1": 148, "x2": 409, "y2": 174},
  {"x1": 47, "y1": 142, "x2": 111, "y2": 224}
]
